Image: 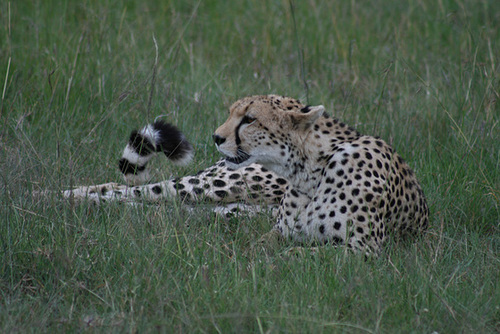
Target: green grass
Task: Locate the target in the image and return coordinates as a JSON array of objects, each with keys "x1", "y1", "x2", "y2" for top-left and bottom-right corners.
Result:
[{"x1": 1, "y1": 0, "x2": 499, "y2": 332}]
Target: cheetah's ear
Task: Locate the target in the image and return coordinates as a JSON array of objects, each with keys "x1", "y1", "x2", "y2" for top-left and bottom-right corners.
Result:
[{"x1": 289, "y1": 105, "x2": 325, "y2": 130}]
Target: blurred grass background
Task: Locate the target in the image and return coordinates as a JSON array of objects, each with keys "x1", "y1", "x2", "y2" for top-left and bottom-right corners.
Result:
[{"x1": 0, "y1": 0, "x2": 499, "y2": 332}]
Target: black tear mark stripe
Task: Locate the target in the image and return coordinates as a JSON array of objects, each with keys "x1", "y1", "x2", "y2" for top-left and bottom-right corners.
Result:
[{"x1": 234, "y1": 118, "x2": 245, "y2": 146}]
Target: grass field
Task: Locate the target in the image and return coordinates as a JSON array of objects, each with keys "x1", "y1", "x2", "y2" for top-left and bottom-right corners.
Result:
[{"x1": 1, "y1": 0, "x2": 499, "y2": 332}]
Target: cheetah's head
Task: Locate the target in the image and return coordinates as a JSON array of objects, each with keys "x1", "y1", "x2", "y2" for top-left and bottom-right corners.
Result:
[{"x1": 213, "y1": 95, "x2": 324, "y2": 176}]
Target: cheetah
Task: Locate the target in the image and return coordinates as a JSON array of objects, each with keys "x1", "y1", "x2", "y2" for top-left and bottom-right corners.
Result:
[
  {"x1": 57, "y1": 95, "x2": 429, "y2": 254},
  {"x1": 57, "y1": 120, "x2": 286, "y2": 215}
]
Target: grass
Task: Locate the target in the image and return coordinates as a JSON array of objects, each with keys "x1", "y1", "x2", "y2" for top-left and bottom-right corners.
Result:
[{"x1": 1, "y1": 0, "x2": 499, "y2": 332}]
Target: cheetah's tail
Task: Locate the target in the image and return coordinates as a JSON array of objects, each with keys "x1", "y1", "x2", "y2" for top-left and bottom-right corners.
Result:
[{"x1": 118, "y1": 120, "x2": 194, "y2": 185}]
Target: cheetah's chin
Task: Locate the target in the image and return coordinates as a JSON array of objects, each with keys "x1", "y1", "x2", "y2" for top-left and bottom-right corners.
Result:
[
  {"x1": 221, "y1": 147, "x2": 251, "y2": 166},
  {"x1": 225, "y1": 153, "x2": 251, "y2": 165}
]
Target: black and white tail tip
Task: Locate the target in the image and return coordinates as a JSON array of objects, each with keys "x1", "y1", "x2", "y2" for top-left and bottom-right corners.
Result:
[{"x1": 118, "y1": 120, "x2": 194, "y2": 185}]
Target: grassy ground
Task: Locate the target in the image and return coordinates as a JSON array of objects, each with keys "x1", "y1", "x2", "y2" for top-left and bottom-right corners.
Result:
[{"x1": 1, "y1": 0, "x2": 499, "y2": 332}]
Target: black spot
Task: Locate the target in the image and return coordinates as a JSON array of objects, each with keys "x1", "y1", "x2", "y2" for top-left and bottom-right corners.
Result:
[
  {"x1": 365, "y1": 194, "x2": 374, "y2": 202},
  {"x1": 229, "y1": 173, "x2": 241, "y2": 180},
  {"x1": 365, "y1": 152, "x2": 373, "y2": 160},
  {"x1": 352, "y1": 189, "x2": 360, "y2": 196},
  {"x1": 193, "y1": 187, "x2": 204, "y2": 195},
  {"x1": 213, "y1": 179, "x2": 226, "y2": 187},
  {"x1": 251, "y1": 184, "x2": 263, "y2": 191},
  {"x1": 319, "y1": 225, "x2": 325, "y2": 233},
  {"x1": 333, "y1": 222, "x2": 341, "y2": 230},
  {"x1": 340, "y1": 206, "x2": 347, "y2": 214},
  {"x1": 152, "y1": 186, "x2": 162, "y2": 194},
  {"x1": 215, "y1": 190, "x2": 228, "y2": 198},
  {"x1": 188, "y1": 178, "x2": 200, "y2": 185},
  {"x1": 173, "y1": 183, "x2": 185, "y2": 190},
  {"x1": 319, "y1": 214, "x2": 326, "y2": 220},
  {"x1": 252, "y1": 175, "x2": 263, "y2": 182},
  {"x1": 276, "y1": 178, "x2": 287, "y2": 185}
]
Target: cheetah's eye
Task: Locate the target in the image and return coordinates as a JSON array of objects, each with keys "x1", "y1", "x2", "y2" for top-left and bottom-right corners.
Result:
[{"x1": 241, "y1": 115, "x2": 256, "y2": 125}]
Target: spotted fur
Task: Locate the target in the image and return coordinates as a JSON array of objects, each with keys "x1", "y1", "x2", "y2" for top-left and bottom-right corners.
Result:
[
  {"x1": 56, "y1": 95, "x2": 429, "y2": 254},
  {"x1": 214, "y1": 95, "x2": 429, "y2": 254}
]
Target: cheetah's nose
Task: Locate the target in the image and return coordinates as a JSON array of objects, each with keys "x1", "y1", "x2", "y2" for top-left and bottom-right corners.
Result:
[{"x1": 213, "y1": 134, "x2": 226, "y2": 146}]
